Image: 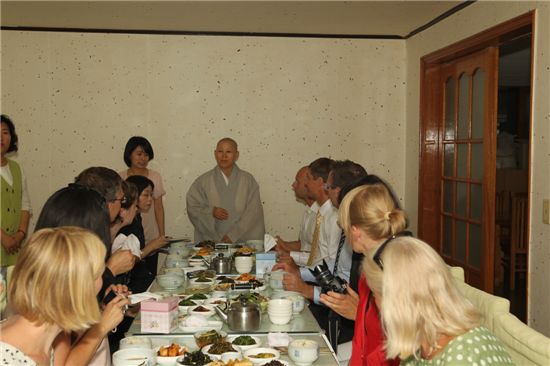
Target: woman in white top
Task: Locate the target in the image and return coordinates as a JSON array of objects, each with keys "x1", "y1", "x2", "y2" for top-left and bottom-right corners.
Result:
[{"x1": 0, "y1": 227, "x2": 125, "y2": 366}]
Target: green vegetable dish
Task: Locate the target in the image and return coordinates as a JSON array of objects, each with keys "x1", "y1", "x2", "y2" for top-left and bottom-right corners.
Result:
[
  {"x1": 232, "y1": 335, "x2": 256, "y2": 346},
  {"x1": 178, "y1": 299, "x2": 196, "y2": 306},
  {"x1": 208, "y1": 341, "x2": 236, "y2": 354},
  {"x1": 177, "y1": 349, "x2": 211, "y2": 366},
  {"x1": 188, "y1": 293, "x2": 208, "y2": 300}
]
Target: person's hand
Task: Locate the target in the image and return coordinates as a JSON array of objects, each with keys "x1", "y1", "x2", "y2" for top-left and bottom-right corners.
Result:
[
  {"x1": 319, "y1": 286, "x2": 359, "y2": 320},
  {"x1": 272, "y1": 260, "x2": 299, "y2": 277},
  {"x1": 273, "y1": 254, "x2": 299, "y2": 273},
  {"x1": 221, "y1": 235, "x2": 233, "y2": 244},
  {"x1": 280, "y1": 271, "x2": 313, "y2": 299},
  {"x1": 149, "y1": 236, "x2": 169, "y2": 251},
  {"x1": 274, "y1": 237, "x2": 290, "y2": 256},
  {"x1": 107, "y1": 284, "x2": 131, "y2": 298},
  {"x1": 213, "y1": 207, "x2": 229, "y2": 220},
  {"x1": 1, "y1": 230, "x2": 23, "y2": 254},
  {"x1": 98, "y1": 293, "x2": 129, "y2": 335},
  {"x1": 107, "y1": 249, "x2": 136, "y2": 276}
]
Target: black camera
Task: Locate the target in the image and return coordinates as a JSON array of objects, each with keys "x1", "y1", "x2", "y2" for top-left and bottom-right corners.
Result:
[{"x1": 309, "y1": 260, "x2": 347, "y2": 294}]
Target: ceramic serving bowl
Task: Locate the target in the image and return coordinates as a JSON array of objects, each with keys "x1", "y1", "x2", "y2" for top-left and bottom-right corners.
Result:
[
  {"x1": 157, "y1": 273, "x2": 184, "y2": 290},
  {"x1": 119, "y1": 336, "x2": 152, "y2": 350},
  {"x1": 112, "y1": 348, "x2": 156, "y2": 366},
  {"x1": 288, "y1": 339, "x2": 320, "y2": 366}
]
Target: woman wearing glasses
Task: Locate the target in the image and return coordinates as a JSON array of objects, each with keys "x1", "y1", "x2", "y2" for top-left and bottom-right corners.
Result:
[
  {"x1": 337, "y1": 183, "x2": 408, "y2": 366},
  {"x1": 363, "y1": 236, "x2": 513, "y2": 365}
]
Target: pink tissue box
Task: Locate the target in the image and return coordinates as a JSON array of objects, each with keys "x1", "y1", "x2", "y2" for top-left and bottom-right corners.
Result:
[{"x1": 141, "y1": 296, "x2": 178, "y2": 333}]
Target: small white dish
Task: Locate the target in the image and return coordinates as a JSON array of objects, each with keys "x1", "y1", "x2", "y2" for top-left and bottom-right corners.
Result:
[
  {"x1": 155, "y1": 344, "x2": 187, "y2": 366},
  {"x1": 189, "y1": 277, "x2": 215, "y2": 286},
  {"x1": 188, "y1": 304, "x2": 216, "y2": 318},
  {"x1": 243, "y1": 347, "x2": 280, "y2": 365},
  {"x1": 179, "y1": 318, "x2": 223, "y2": 333},
  {"x1": 112, "y1": 348, "x2": 156, "y2": 366},
  {"x1": 228, "y1": 335, "x2": 262, "y2": 352},
  {"x1": 201, "y1": 343, "x2": 239, "y2": 360}
]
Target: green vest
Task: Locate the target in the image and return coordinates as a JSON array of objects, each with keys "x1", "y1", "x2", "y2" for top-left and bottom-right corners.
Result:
[{"x1": 1, "y1": 159, "x2": 23, "y2": 266}]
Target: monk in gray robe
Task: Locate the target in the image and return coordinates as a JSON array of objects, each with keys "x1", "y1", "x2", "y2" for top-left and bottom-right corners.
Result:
[{"x1": 186, "y1": 138, "x2": 265, "y2": 243}]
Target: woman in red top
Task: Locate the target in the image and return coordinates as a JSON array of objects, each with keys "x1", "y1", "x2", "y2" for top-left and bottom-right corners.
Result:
[{"x1": 322, "y1": 182, "x2": 407, "y2": 365}]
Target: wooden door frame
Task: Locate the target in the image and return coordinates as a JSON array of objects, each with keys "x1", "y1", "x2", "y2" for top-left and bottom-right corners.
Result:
[{"x1": 418, "y1": 11, "x2": 534, "y2": 292}]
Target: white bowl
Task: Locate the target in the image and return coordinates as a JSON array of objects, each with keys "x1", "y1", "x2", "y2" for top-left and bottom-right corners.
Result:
[
  {"x1": 156, "y1": 274, "x2": 184, "y2": 290},
  {"x1": 288, "y1": 339, "x2": 320, "y2": 366},
  {"x1": 189, "y1": 277, "x2": 215, "y2": 286},
  {"x1": 268, "y1": 313, "x2": 292, "y2": 325},
  {"x1": 220, "y1": 351, "x2": 242, "y2": 363},
  {"x1": 155, "y1": 344, "x2": 187, "y2": 366},
  {"x1": 168, "y1": 246, "x2": 190, "y2": 257},
  {"x1": 271, "y1": 291, "x2": 306, "y2": 314},
  {"x1": 201, "y1": 343, "x2": 239, "y2": 360},
  {"x1": 204, "y1": 297, "x2": 228, "y2": 307},
  {"x1": 112, "y1": 348, "x2": 156, "y2": 366},
  {"x1": 243, "y1": 347, "x2": 280, "y2": 365},
  {"x1": 161, "y1": 267, "x2": 185, "y2": 277},
  {"x1": 268, "y1": 299, "x2": 293, "y2": 311},
  {"x1": 182, "y1": 293, "x2": 210, "y2": 304},
  {"x1": 119, "y1": 336, "x2": 152, "y2": 350},
  {"x1": 178, "y1": 300, "x2": 199, "y2": 315},
  {"x1": 228, "y1": 335, "x2": 262, "y2": 352},
  {"x1": 210, "y1": 290, "x2": 228, "y2": 299},
  {"x1": 188, "y1": 304, "x2": 216, "y2": 318}
]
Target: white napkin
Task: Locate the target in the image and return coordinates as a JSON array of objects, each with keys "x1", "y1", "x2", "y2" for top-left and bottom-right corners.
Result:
[
  {"x1": 112, "y1": 233, "x2": 141, "y2": 258},
  {"x1": 264, "y1": 234, "x2": 277, "y2": 252},
  {"x1": 267, "y1": 332, "x2": 292, "y2": 347},
  {"x1": 128, "y1": 292, "x2": 163, "y2": 305}
]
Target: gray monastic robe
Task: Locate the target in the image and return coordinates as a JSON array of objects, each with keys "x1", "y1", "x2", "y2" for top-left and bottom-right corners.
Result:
[{"x1": 186, "y1": 165, "x2": 265, "y2": 243}]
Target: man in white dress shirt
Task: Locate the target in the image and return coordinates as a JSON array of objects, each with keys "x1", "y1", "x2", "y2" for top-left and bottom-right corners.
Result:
[{"x1": 275, "y1": 166, "x2": 319, "y2": 266}]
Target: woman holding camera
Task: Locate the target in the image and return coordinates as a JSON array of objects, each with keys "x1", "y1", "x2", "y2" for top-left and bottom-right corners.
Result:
[{"x1": 334, "y1": 183, "x2": 408, "y2": 366}]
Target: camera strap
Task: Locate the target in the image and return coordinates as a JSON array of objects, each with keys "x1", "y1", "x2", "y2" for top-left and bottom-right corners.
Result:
[{"x1": 332, "y1": 232, "x2": 347, "y2": 274}]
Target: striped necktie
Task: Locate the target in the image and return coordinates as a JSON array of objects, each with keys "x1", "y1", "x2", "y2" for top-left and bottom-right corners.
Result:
[{"x1": 306, "y1": 211, "x2": 322, "y2": 266}]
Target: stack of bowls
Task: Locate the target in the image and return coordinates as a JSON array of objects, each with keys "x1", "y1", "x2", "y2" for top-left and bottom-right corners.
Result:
[{"x1": 267, "y1": 298, "x2": 293, "y2": 325}]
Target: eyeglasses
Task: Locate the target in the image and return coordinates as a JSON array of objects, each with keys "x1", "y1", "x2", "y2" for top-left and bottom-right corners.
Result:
[
  {"x1": 110, "y1": 196, "x2": 127, "y2": 205},
  {"x1": 372, "y1": 231, "x2": 413, "y2": 270}
]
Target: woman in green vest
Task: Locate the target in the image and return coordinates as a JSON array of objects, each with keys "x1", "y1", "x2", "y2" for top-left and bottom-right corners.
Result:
[{"x1": 1, "y1": 115, "x2": 30, "y2": 267}]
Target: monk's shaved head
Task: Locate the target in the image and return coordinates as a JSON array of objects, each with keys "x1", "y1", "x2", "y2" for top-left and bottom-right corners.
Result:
[{"x1": 216, "y1": 137, "x2": 238, "y2": 151}]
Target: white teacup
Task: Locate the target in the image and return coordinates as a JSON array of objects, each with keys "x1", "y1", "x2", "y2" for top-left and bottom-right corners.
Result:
[
  {"x1": 264, "y1": 270, "x2": 286, "y2": 290},
  {"x1": 235, "y1": 256, "x2": 253, "y2": 274}
]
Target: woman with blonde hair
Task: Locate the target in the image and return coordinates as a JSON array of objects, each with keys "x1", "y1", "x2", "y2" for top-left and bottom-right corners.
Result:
[
  {"x1": 0, "y1": 227, "x2": 111, "y2": 365},
  {"x1": 337, "y1": 182, "x2": 409, "y2": 366},
  {"x1": 363, "y1": 236, "x2": 513, "y2": 365}
]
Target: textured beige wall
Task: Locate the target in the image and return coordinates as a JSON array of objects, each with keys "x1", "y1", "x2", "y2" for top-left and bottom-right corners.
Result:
[
  {"x1": 1, "y1": 32, "x2": 406, "y2": 242},
  {"x1": 405, "y1": 1, "x2": 550, "y2": 335}
]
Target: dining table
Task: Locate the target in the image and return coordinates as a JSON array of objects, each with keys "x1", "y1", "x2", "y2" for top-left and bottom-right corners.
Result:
[{"x1": 121, "y1": 245, "x2": 341, "y2": 365}]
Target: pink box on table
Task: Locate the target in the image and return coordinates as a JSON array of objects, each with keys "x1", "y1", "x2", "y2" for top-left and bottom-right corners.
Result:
[{"x1": 140, "y1": 296, "x2": 178, "y2": 334}]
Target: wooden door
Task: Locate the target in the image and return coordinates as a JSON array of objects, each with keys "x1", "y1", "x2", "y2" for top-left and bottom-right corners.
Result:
[{"x1": 419, "y1": 47, "x2": 499, "y2": 292}]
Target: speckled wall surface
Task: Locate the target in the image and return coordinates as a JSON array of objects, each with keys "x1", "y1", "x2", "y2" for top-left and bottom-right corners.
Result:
[
  {"x1": 406, "y1": 2, "x2": 550, "y2": 335},
  {"x1": 1, "y1": 33, "x2": 406, "y2": 243}
]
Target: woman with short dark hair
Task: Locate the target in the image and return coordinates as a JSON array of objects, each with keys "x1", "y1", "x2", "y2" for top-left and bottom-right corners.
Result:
[{"x1": 119, "y1": 136, "x2": 166, "y2": 274}]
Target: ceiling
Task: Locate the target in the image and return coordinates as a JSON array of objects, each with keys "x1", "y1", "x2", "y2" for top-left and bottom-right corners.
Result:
[{"x1": 1, "y1": 1, "x2": 468, "y2": 38}]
